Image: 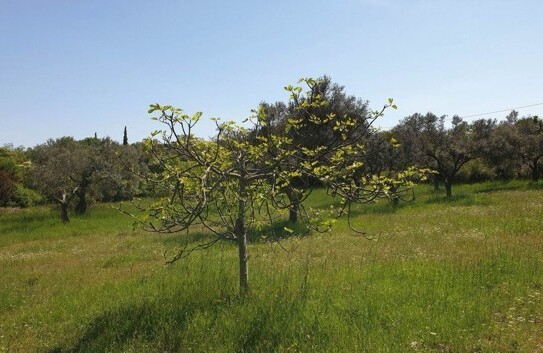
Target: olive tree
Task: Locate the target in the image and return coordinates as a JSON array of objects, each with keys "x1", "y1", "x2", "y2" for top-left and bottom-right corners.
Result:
[
  {"x1": 30, "y1": 137, "x2": 139, "y2": 222},
  {"x1": 485, "y1": 113, "x2": 543, "y2": 181},
  {"x1": 128, "y1": 79, "x2": 423, "y2": 294},
  {"x1": 256, "y1": 76, "x2": 374, "y2": 222},
  {"x1": 0, "y1": 146, "x2": 23, "y2": 206},
  {"x1": 484, "y1": 112, "x2": 522, "y2": 180},
  {"x1": 30, "y1": 137, "x2": 89, "y2": 222},
  {"x1": 514, "y1": 116, "x2": 543, "y2": 181},
  {"x1": 361, "y1": 130, "x2": 424, "y2": 205},
  {"x1": 395, "y1": 113, "x2": 493, "y2": 198}
]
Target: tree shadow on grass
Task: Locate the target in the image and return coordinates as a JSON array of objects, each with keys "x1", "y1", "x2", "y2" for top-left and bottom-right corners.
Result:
[
  {"x1": 455, "y1": 180, "x2": 543, "y2": 195},
  {"x1": 236, "y1": 291, "x2": 331, "y2": 353},
  {"x1": 346, "y1": 202, "x2": 407, "y2": 217},
  {"x1": 0, "y1": 207, "x2": 58, "y2": 235},
  {"x1": 158, "y1": 230, "x2": 214, "y2": 247},
  {"x1": 45, "y1": 292, "x2": 307, "y2": 353},
  {"x1": 46, "y1": 292, "x2": 238, "y2": 353},
  {"x1": 425, "y1": 194, "x2": 468, "y2": 204},
  {"x1": 48, "y1": 302, "x2": 185, "y2": 353},
  {"x1": 237, "y1": 305, "x2": 291, "y2": 353},
  {"x1": 475, "y1": 182, "x2": 524, "y2": 194},
  {"x1": 246, "y1": 204, "x2": 406, "y2": 243},
  {"x1": 529, "y1": 181, "x2": 543, "y2": 189},
  {"x1": 424, "y1": 193, "x2": 490, "y2": 206},
  {"x1": 246, "y1": 220, "x2": 310, "y2": 243},
  {"x1": 156, "y1": 224, "x2": 307, "y2": 258}
]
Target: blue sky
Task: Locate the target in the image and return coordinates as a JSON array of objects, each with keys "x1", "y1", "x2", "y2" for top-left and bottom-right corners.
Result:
[{"x1": 1, "y1": 0, "x2": 542, "y2": 147}]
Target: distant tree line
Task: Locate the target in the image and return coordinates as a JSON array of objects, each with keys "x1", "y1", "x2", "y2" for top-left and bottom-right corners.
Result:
[
  {"x1": 257, "y1": 76, "x2": 543, "y2": 199},
  {"x1": 391, "y1": 110, "x2": 542, "y2": 197},
  {"x1": 1, "y1": 77, "x2": 542, "y2": 221},
  {"x1": 0, "y1": 133, "x2": 150, "y2": 221}
]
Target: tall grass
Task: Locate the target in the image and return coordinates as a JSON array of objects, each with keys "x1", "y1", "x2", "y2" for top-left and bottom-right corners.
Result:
[{"x1": 1, "y1": 181, "x2": 542, "y2": 352}]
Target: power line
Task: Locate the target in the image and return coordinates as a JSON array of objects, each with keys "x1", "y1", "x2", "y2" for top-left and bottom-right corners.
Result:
[{"x1": 461, "y1": 102, "x2": 543, "y2": 119}]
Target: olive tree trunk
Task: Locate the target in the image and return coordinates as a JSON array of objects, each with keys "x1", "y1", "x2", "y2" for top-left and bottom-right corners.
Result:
[
  {"x1": 433, "y1": 175, "x2": 440, "y2": 191},
  {"x1": 75, "y1": 189, "x2": 87, "y2": 214},
  {"x1": 289, "y1": 198, "x2": 299, "y2": 223},
  {"x1": 57, "y1": 191, "x2": 74, "y2": 223},
  {"x1": 531, "y1": 160, "x2": 540, "y2": 182},
  {"x1": 444, "y1": 179, "x2": 453, "y2": 198},
  {"x1": 236, "y1": 177, "x2": 249, "y2": 294},
  {"x1": 287, "y1": 188, "x2": 301, "y2": 223},
  {"x1": 389, "y1": 185, "x2": 399, "y2": 206},
  {"x1": 60, "y1": 202, "x2": 70, "y2": 223}
]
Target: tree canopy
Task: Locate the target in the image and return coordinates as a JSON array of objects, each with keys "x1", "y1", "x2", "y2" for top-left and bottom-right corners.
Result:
[
  {"x1": 30, "y1": 136, "x2": 145, "y2": 222},
  {"x1": 126, "y1": 78, "x2": 424, "y2": 293}
]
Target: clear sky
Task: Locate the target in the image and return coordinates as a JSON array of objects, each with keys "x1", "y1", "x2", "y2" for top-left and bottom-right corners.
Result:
[{"x1": 1, "y1": 0, "x2": 542, "y2": 147}]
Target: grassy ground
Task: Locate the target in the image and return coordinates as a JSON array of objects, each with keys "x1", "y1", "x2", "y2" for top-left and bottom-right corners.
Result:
[{"x1": 1, "y1": 181, "x2": 542, "y2": 352}]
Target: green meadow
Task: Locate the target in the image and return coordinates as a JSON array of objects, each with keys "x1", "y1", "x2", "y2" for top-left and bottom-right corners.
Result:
[{"x1": 1, "y1": 182, "x2": 542, "y2": 352}]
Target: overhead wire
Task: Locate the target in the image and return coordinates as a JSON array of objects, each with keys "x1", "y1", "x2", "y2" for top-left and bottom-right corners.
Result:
[
  {"x1": 460, "y1": 102, "x2": 543, "y2": 119},
  {"x1": 376, "y1": 101, "x2": 543, "y2": 130}
]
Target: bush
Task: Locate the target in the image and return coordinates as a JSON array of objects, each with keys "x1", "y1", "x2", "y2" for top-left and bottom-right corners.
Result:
[
  {"x1": 456, "y1": 159, "x2": 496, "y2": 183},
  {"x1": 0, "y1": 170, "x2": 17, "y2": 206},
  {"x1": 12, "y1": 185, "x2": 44, "y2": 208}
]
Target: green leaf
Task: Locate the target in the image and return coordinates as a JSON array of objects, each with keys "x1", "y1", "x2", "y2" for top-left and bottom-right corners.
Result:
[{"x1": 148, "y1": 104, "x2": 161, "y2": 114}]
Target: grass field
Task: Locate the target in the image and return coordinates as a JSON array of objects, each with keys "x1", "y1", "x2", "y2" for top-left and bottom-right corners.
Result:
[{"x1": 1, "y1": 181, "x2": 543, "y2": 352}]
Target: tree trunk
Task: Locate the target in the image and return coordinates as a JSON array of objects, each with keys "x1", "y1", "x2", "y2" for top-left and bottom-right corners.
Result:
[
  {"x1": 444, "y1": 179, "x2": 452, "y2": 198},
  {"x1": 236, "y1": 219, "x2": 248, "y2": 294},
  {"x1": 236, "y1": 177, "x2": 249, "y2": 295},
  {"x1": 287, "y1": 188, "x2": 301, "y2": 223},
  {"x1": 433, "y1": 175, "x2": 440, "y2": 191},
  {"x1": 60, "y1": 202, "x2": 70, "y2": 223},
  {"x1": 75, "y1": 190, "x2": 87, "y2": 214},
  {"x1": 531, "y1": 161, "x2": 540, "y2": 182},
  {"x1": 289, "y1": 198, "x2": 299, "y2": 223},
  {"x1": 75, "y1": 173, "x2": 92, "y2": 215},
  {"x1": 389, "y1": 186, "x2": 399, "y2": 206},
  {"x1": 57, "y1": 191, "x2": 72, "y2": 223}
]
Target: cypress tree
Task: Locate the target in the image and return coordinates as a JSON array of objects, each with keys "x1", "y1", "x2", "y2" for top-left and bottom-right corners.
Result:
[{"x1": 123, "y1": 126, "x2": 128, "y2": 146}]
